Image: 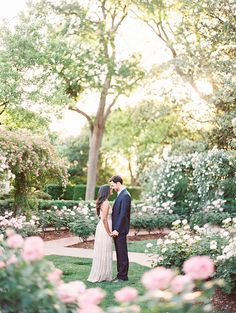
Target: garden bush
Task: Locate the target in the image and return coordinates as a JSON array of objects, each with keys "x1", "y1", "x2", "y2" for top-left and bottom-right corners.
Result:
[
  {"x1": 131, "y1": 213, "x2": 180, "y2": 234},
  {"x1": 45, "y1": 184, "x2": 141, "y2": 200},
  {"x1": 189, "y1": 211, "x2": 232, "y2": 228},
  {"x1": 143, "y1": 149, "x2": 236, "y2": 215},
  {"x1": 0, "y1": 231, "x2": 78, "y2": 313},
  {"x1": 68, "y1": 217, "x2": 96, "y2": 242},
  {"x1": 38, "y1": 203, "x2": 98, "y2": 231},
  {"x1": 146, "y1": 218, "x2": 236, "y2": 294},
  {"x1": 0, "y1": 211, "x2": 39, "y2": 237},
  {"x1": 0, "y1": 127, "x2": 68, "y2": 214}
]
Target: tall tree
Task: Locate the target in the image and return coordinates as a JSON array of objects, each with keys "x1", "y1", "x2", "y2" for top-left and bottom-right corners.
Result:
[
  {"x1": 0, "y1": 0, "x2": 144, "y2": 199},
  {"x1": 133, "y1": 0, "x2": 236, "y2": 148},
  {"x1": 103, "y1": 100, "x2": 195, "y2": 184}
]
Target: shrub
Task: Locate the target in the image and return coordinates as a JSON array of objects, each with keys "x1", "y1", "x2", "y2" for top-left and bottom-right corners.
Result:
[
  {"x1": 143, "y1": 149, "x2": 236, "y2": 215},
  {"x1": 38, "y1": 202, "x2": 99, "y2": 233},
  {"x1": 0, "y1": 230, "x2": 222, "y2": 313},
  {"x1": 0, "y1": 212, "x2": 39, "y2": 237},
  {"x1": 146, "y1": 218, "x2": 236, "y2": 293},
  {"x1": 0, "y1": 199, "x2": 15, "y2": 215},
  {"x1": 189, "y1": 211, "x2": 232, "y2": 228},
  {"x1": 0, "y1": 232, "x2": 70, "y2": 313},
  {"x1": 131, "y1": 213, "x2": 179, "y2": 234},
  {"x1": 0, "y1": 127, "x2": 68, "y2": 214},
  {"x1": 34, "y1": 190, "x2": 52, "y2": 200},
  {"x1": 46, "y1": 184, "x2": 141, "y2": 200},
  {"x1": 68, "y1": 217, "x2": 96, "y2": 241},
  {"x1": 45, "y1": 184, "x2": 64, "y2": 200}
]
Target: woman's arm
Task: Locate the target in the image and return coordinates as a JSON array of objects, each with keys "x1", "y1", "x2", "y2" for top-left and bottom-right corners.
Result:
[{"x1": 101, "y1": 200, "x2": 112, "y2": 236}]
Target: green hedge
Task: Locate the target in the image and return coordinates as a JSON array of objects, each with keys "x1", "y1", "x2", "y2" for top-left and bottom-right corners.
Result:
[
  {"x1": 45, "y1": 184, "x2": 141, "y2": 200},
  {"x1": 189, "y1": 211, "x2": 232, "y2": 227},
  {"x1": 131, "y1": 214, "x2": 180, "y2": 234}
]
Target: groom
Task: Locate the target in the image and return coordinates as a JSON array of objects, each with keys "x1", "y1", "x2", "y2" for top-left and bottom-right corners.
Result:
[{"x1": 109, "y1": 175, "x2": 131, "y2": 282}]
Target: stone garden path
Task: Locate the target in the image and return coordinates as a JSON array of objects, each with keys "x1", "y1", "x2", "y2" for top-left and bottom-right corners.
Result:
[{"x1": 44, "y1": 231, "x2": 152, "y2": 267}]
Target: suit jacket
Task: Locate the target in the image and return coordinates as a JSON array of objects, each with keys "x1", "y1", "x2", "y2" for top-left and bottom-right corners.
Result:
[{"x1": 112, "y1": 188, "x2": 131, "y2": 235}]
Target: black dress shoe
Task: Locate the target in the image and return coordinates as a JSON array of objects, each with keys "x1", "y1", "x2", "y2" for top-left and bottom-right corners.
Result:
[{"x1": 112, "y1": 278, "x2": 128, "y2": 283}]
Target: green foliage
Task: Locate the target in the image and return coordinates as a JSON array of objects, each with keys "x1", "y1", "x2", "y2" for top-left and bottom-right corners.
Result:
[
  {"x1": 45, "y1": 184, "x2": 141, "y2": 200},
  {"x1": 146, "y1": 218, "x2": 236, "y2": 294},
  {"x1": 216, "y1": 257, "x2": 236, "y2": 294},
  {"x1": 45, "y1": 185, "x2": 64, "y2": 200},
  {"x1": 1, "y1": 107, "x2": 49, "y2": 133},
  {"x1": 131, "y1": 214, "x2": 179, "y2": 234},
  {"x1": 0, "y1": 234, "x2": 76, "y2": 313},
  {"x1": 133, "y1": 0, "x2": 236, "y2": 149},
  {"x1": 57, "y1": 135, "x2": 89, "y2": 185},
  {"x1": 0, "y1": 127, "x2": 68, "y2": 214},
  {"x1": 143, "y1": 149, "x2": 236, "y2": 214},
  {"x1": 189, "y1": 212, "x2": 232, "y2": 228},
  {"x1": 68, "y1": 218, "x2": 95, "y2": 242},
  {"x1": 104, "y1": 101, "x2": 188, "y2": 184},
  {"x1": 0, "y1": 0, "x2": 144, "y2": 123}
]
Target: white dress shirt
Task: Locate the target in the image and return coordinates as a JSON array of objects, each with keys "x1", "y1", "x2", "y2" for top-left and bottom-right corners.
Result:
[{"x1": 117, "y1": 186, "x2": 126, "y2": 197}]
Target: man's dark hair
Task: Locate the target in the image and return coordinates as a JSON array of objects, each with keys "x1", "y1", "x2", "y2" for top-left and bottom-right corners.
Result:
[{"x1": 109, "y1": 175, "x2": 123, "y2": 184}]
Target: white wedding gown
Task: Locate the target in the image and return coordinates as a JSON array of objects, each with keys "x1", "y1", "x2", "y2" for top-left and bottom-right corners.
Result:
[{"x1": 87, "y1": 206, "x2": 113, "y2": 282}]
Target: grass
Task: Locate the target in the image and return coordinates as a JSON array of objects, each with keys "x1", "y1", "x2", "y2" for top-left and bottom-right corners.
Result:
[
  {"x1": 127, "y1": 239, "x2": 157, "y2": 253},
  {"x1": 46, "y1": 255, "x2": 148, "y2": 309}
]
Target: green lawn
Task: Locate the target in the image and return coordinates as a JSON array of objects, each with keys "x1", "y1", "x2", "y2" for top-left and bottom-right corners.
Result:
[
  {"x1": 46, "y1": 255, "x2": 148, "y2": 309},
  {"x1": 127, "y1": 239, "x2": 157, "y2": 253}
]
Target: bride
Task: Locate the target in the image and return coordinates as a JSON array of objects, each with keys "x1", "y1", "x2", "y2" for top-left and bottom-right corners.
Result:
[{"x1": 87, "y1": 184, "x2": 113, "y2": 282}]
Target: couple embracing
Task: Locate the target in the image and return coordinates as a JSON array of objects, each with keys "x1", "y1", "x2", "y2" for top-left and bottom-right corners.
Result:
[{"x1": 87, "y1": 175, "x2": 131, "y2": 283}]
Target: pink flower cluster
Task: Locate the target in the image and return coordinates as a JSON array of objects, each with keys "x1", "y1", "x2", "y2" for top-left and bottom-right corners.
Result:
[
  {"x1": 0, "y1": 212, "x2": 39, "y2": 232},
  {"x1": 6, "y1": 230, "x2": 44, "y2": 262},
  {"x1": 141, "y1": 256, "x2": 215, "y2": 293},
  {"x1": 142, "y1": 267, "x2": 175, "y2": 291},
  {"x1": 115, "y1": 287, "x2": 138, "y2": 302},
  {"x1": 183, "y1": 256, "x2": 215, "y2": 280},
  {"x1": 1, "y1": 228, "x2": 216, "y2": 312},
  {"x1": 57, "y1": 282, "x2": 105, "y2": 313}
]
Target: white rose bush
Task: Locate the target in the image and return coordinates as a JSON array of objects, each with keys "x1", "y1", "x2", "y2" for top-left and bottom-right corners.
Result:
[
  {"x1": 145, "y1": 218, "x2": 236, "y2": 294},
  {"x1": 0, "y1": 155, "x2": 14, "y2": 196}
]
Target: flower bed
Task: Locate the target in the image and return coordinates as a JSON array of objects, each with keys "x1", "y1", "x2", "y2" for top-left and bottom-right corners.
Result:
[
  {"x1": 0, "y1": 229, "x2": 223, "y2": 313},
  {"x1": 146, "y1": 218, "x2": 236, "y2": 294}
]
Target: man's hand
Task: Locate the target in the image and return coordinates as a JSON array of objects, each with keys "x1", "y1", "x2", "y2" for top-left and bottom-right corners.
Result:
[{"x1": 111, "y1": 230, "x2": 119, "y2": 237}]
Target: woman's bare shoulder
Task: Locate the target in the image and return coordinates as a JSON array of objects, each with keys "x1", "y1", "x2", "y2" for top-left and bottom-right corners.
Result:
[{"x1": 101, "y1": 200, "x2": 110, "y2": 208}]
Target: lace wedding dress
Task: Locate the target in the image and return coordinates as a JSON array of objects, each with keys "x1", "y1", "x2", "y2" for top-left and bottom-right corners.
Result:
[{"x1": 87, "y1": 206, "x2": 113, "y2": 282}]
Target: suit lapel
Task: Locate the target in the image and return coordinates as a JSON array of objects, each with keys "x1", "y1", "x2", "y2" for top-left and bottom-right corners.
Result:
[{"x1": 112, "y1": 189, "x2": 126, "y2": 211}]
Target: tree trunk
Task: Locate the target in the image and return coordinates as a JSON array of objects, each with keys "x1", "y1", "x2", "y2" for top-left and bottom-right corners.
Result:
[
  {"x1": 85, "y1": 124, "x2": 104, "y2": 200},
  {"x1": 128, "y1": 159, "x2": 138, "y2": 186}
]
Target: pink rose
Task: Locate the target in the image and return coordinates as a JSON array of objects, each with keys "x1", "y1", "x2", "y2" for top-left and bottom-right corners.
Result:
[
  {"x1": 79, "y1": 288, "x2": 105, "y2": 307},
  {"x1": 47, "y1": 268, "x2": 63, "y2": 284},
  {"x1": 142, "y1": 267, "x2": 175, "y2": 290},
  {"x1": 58, "y1": 281, "x2": 86, "y2": 303},
  {"x1": 115, "y1": 287, "x2": 138, "y2": 302},
  {"x1": 0, "y1": 261, "x2": 6, "y2": 268},
  {"x1": 7, "y1": 234, "x2": 24, "y2": 249},
  {"x1": 77, "y1": 305, "x2": 104, "y2": 313},
  {"x1": 171, "y1": 275, "x2": 194, "y2": 293},
  {"x1": 6, "y1": 228, "x2": 15, "y2": 237},
  {"x1": 22, "y1": 236, "x2": 44, "y2": 262},
  {"x1": 183, "y1": 256, "x2": 215, "y2": 280}
]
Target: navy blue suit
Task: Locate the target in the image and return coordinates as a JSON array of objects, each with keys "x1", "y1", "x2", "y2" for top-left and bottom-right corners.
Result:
[{"x1": 112, "y1": 188, "x2": 131, "y2": 280}]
